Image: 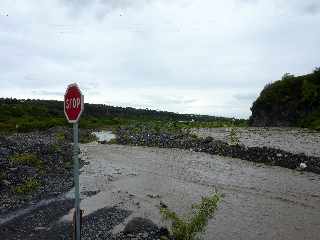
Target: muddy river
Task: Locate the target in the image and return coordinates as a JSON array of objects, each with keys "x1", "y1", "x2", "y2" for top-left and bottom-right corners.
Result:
[{"x1": 74, "y1": 143, "x2": 320, "y2": 240}]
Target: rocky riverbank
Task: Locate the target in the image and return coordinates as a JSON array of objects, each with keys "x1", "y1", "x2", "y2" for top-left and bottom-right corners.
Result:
[
  {"x1": 0, "y1": 128, "x2": 170, "y2": 240},
  {"x1": 0, "y1": 127, "x2": 75, "y2": 215},
  {"x1": 115, "y1": 127, "x2": 320, "y2": 174},
  {"x1": 192, "y1": 127, "x2": 320, "y2": 157}
]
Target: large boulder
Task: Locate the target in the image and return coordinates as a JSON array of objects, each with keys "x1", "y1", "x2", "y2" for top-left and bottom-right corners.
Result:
[{"x1": 123, "y1": 217, "x2": 159, "y2": 234}]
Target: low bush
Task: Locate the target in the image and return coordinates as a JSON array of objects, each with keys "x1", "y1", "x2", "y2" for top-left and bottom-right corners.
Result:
[
  {"x1": 9, "y1": 153, "x2": 43, "y2": 169},
  {"x1": 14, "y1": 178, "x2": 40, "y2": 195},
  {"x1": 229, "y1": 127, "x2": 240, "y2": 145}
]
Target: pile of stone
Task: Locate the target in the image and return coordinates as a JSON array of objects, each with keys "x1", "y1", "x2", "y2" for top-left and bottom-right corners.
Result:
[
  {"x1": 115, "y1": 127, "x2": 320, "y2": 174},
  {"x1": 0, "y1": 128, "x2": 73, "y2": 215}
]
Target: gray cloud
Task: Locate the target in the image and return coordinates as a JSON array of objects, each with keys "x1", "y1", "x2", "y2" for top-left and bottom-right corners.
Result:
[
  {"x1": 233, "y1": 93, "x2": 258, "y2": 102},
  {"x1": 0, "y1": 0, "x2": 319, "y2": 118},
  {"x1": 303, "y1": 3, "x2": 320, "y2": 15},
  {"x1": 143, "y1": 94, "x2": 197, "y2": 105},
  {"x1": 60, "y1": 0, "x2": 155, "y2": 20},
  {"x1": 32, "y1": 90, "x2": 64, "y2": 96}
]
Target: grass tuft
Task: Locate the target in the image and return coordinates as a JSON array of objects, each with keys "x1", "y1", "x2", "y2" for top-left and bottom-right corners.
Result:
[
  {"x1": 9, "y1": 153, "x2": 43, "y2": 169},
  {"x1": 229, "y1": 127, "x2": 240, "y2": 145},
  {"x1": 55, "y1": 131, "x2": 65, "y2": 141},
  {"x1": 14, "y1": 178, "x2": 40, "y2": 195}
]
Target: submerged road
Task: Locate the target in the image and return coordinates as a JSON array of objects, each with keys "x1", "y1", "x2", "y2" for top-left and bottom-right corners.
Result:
[{"x1": 77, "y1": 143, "x2": 320, "y2": 240}]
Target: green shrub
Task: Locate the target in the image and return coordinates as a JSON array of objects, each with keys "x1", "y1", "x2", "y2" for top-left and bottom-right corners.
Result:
[
  {"x1": 160, "y1": 192, "x2": 221, "y2": 240},
  {"x1": 14, "y1": 178, "x2": 40, "y2": 195},
  {"x1": 229, "y1": 127, "x2": 240, "y2": 145},
  {"x1": 63, "y1": 161, "x2": 73, "y2": 170},
  {"x1": 9, "y1": 153, "x2": 43, "y2": 169},
  {"x1": 55, "y1": 131, "x2": 65, "y2": 141}
]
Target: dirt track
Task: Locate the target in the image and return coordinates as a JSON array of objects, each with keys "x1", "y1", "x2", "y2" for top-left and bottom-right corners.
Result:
[{"x1": 76, "y1": 143, "x2": 320, "y2": 240}]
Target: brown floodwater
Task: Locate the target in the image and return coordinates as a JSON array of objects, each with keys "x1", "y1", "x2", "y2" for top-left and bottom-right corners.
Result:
[{"x1": 75, "y1": 143, "x2": 320, "y2": 240}]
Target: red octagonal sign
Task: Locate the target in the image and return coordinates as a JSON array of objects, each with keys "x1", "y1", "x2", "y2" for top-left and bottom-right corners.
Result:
[{"x1": 64, "y1": 83, "x2": 84, "y2": 123}]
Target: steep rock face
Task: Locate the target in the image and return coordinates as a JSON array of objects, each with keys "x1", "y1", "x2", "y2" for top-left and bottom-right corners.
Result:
[{"x1": 249, "y1": 70, "x2": 320, "y2": 129}]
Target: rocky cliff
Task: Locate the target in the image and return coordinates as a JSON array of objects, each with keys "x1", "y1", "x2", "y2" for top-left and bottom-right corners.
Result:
[{"x1": 249, "y1": 69, "x2": 320, "y2": 129}]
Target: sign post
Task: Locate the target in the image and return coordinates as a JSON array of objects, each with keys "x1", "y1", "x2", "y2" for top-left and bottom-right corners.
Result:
[{"x1": 64, "y1": 83, "x2": 84, "y2": 240}]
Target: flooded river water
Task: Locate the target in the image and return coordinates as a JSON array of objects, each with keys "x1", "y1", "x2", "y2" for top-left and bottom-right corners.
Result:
[{"x1": 75, "y1": 143, "x2": 320, "y2": 240}]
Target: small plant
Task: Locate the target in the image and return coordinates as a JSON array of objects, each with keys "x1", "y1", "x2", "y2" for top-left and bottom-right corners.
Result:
[
  {"x1": 160, "y1": 192, "x2": 221, "y2": 240},
  {"x1": 55, "y1": 131, "x2": 65, "y2": 141},
  {"x1": 14, "y1": 178, "x2": 40, "y2": 195},
  {"x1": 63, "y1": 161, "x2": 73, "y2": 169},
  {"x1": 9, "y1": 153, "x2": 43, "y2": 169},
  {"x1": 229, "y1": 127, "x2": 240, "y2": 145}
]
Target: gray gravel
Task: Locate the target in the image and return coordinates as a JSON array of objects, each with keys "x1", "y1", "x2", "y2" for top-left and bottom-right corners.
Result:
[
  {"x1": 192, "y1": 127, "x2": 320, "y2": 157},
  {"x1": 0, "y1": 199, "x2": 133, "y2": 240},
  {"x1": 0, "y1": 128, "x2": 73, "y2": 215}
]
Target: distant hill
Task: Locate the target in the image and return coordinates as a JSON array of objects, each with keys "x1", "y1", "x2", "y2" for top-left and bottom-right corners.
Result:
[
  {"x1": 249, "y1": 68, "x2": 320, "y2": 130},
  {"x1": 0, "y1": 98, "x2": 246, "y2": 132}
]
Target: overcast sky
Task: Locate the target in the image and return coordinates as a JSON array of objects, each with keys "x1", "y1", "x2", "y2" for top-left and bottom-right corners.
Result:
[{"x1": 0, "y1": 0, "x2": 319, "y2": 118}]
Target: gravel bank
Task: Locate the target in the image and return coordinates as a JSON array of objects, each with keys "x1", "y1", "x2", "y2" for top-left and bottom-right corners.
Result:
[
  {"x1": 115, "y1": 127, "x2": 320, "y2": 174},
  {"x1": 0, "y1": 128, "x2": 73, "y2": 215},
  {"x1": 0, "y1": 129, "x2": 168, "y2": 240},
  {"x1": 0, "y1": 197, "x2": 165, "y2": 240},
  {"x1": 192, "y1": 127, "x2": 320, "y2": 157}
]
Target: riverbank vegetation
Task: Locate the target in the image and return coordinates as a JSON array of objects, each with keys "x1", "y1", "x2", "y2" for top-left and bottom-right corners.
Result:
[{"x1": 0, "y1": 98, "x2": 247, "y2": 133}]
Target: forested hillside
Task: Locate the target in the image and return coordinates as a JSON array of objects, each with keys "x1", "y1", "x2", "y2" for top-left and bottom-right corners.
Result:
[
  {"x1": 0, "y1": 98, "x2": 246, "y2": 132},
  {"x1": 249, "y1": 68, "x2": 320, "y2": 129}
]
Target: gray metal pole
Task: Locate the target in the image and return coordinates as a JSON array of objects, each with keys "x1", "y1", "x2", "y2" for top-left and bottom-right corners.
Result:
[{"x1": 73, "y1": 123, "x2": 81, "y2": 240}]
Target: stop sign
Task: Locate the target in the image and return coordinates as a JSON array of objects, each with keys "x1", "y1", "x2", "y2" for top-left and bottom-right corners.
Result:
[{"x1": 64, "y1": 83, "x2": 84, "y2": 123}]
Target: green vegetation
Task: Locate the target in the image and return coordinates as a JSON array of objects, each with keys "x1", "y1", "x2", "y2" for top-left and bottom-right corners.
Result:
[
  {"x1": 14, "y1": 178, "x2": 40, "y2": 195},
  {"x1": 229, "y1": 127, "x2": 240, "y2": 145},
  {"x1": 55, "y1": 131, "x2": 65, "y2": 141},
  {"x1": 9, "y1": 153, "x2": 43, "y2": 170},
  {"x1": 63, "y1": 161, "x2": 73, "y2": 170},
  {"x1": 160, "y1": 193, "x2": 221, "y2": 240},
  {"x1": 0, "y1": 98, "x2": 247, "y2": 133},
  {"x1": 250, "y1": 68, "x2": 320, "y2": 130}
]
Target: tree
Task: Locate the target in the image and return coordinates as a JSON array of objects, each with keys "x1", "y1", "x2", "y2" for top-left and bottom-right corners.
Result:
[{"x1": 281, "y1": 73, "x2": 295, "y2": 81}]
